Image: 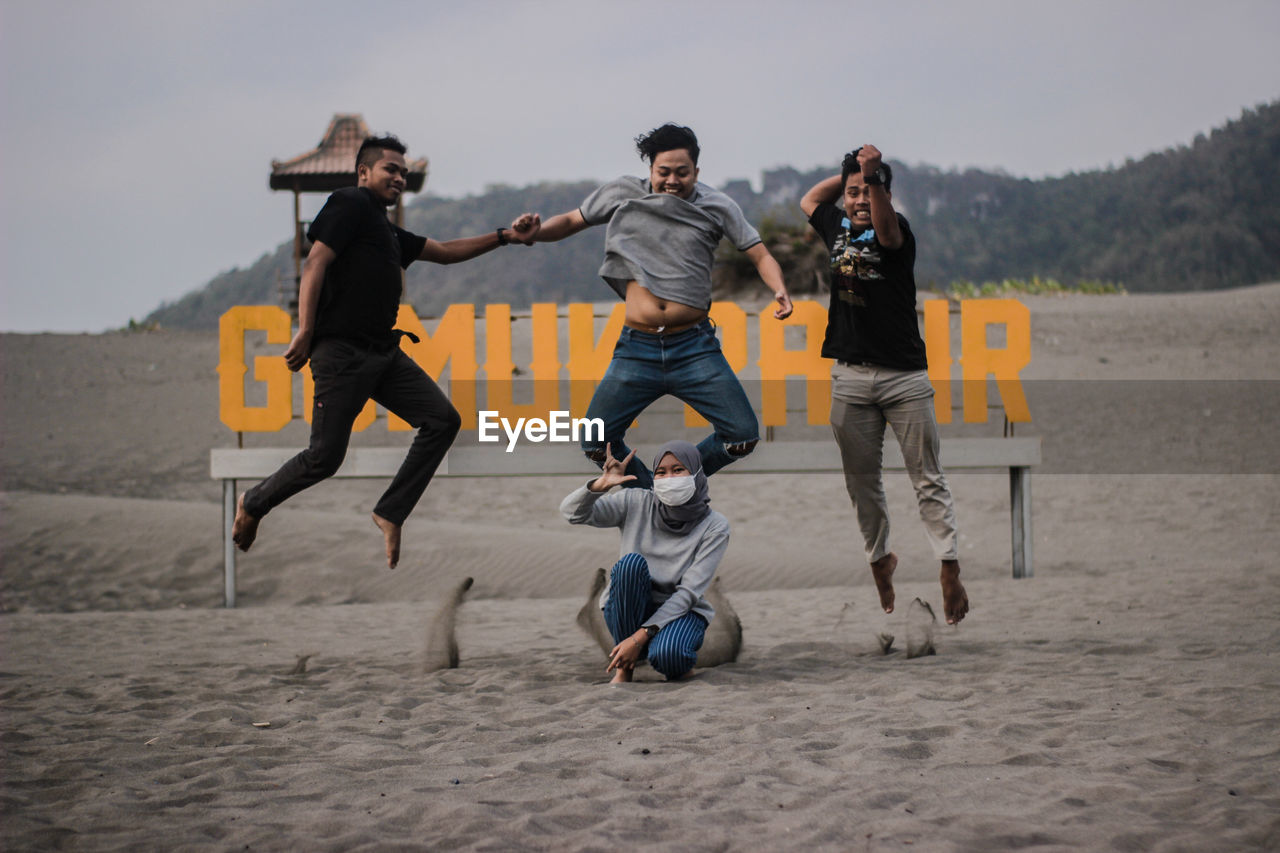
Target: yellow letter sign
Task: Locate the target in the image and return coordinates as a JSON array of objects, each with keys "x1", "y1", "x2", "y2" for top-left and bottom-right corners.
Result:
[{"x1": 217, "y1": 306, "x2": 293, "y2": 432}]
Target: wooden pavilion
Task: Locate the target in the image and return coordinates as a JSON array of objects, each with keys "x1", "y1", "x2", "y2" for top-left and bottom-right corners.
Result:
[{"x1": 269, "y1": 114, "x2": 429, "y2": 311}]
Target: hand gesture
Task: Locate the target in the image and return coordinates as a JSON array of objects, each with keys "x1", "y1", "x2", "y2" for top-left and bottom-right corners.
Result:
[
  {"x1": 509, "y1": 212, "x2": 541, "y2": 245},
  {"x1": 857, "y1": 144, "x2": 884, "y2": 177},
  {"x1": 773, "y1": 289, "x2": 794, "y2": 320},
  {"x1": 283, "y1": 329, "x2": 313, "y2": 372},
  {"x1": 589, "y1": 442, "x2": 636, "y2": 492}
]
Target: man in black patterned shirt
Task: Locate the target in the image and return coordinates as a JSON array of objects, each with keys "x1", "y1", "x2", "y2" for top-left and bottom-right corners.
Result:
[{"x1": 801, "y1": 144, "x2": 968, "y2": 625}]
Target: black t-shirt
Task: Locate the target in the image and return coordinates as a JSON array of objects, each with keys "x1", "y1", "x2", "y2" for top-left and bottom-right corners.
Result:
[
  {"x1": 808, "y1": 203, "x2": 927, "y2": 370},
  {"x1": 306, "y1": 187, "x2": 427, "y2": 348}
]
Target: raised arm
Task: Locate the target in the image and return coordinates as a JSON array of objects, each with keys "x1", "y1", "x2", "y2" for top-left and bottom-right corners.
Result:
[
  {"x1": 800, "y1": 174, "x2": 842, "y2": 218},
  {"x1": 743, "y1": 243, "x2": 794, "y2": 319},
  {"x1": 560, "y1": 444, "x2": 635, "y2": 526},
  {"x1": 858, "y1": 145, "x2": 903, "y2": 250},
  {"x1": 283, "y1": 240, "x2": 337, "y2": 372},
  {"x1": 532, "y1": 208, "x2": 592, "y2": 243},
  {"x1": 417, "y1": 213, "x2": 541, "y2": 264}
]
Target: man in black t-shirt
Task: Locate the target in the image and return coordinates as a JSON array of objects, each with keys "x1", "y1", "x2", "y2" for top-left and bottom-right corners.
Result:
[
  {"x1": 233, "y1": 134, "x2": 541, "y2": 569},
  {"x1": 801, "y1": 145, "x2": 968, "y2": 625}
]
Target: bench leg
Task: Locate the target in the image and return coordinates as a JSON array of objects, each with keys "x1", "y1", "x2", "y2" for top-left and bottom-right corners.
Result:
[
  {"x1": 1009, "y1": 466, "x2": 1033, "y2": 579},
  {"x1": 223, "y1": 478, "x2": 237, "y2": 607}
]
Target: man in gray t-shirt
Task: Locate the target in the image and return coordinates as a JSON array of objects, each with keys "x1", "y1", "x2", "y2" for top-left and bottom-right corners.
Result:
[{"x1": 530, "y1": 123, "x2": 793, "y2": 487}]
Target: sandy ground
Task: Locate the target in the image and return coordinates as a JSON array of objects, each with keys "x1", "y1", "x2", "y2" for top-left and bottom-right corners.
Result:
[{"x1": 2, "y1": 286, "x2": 1279, "y2": 851}]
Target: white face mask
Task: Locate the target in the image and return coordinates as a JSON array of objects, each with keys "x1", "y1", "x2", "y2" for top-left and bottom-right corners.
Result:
[{"x1": 652, "y1": 474, "x2": 697, "y2": 506}]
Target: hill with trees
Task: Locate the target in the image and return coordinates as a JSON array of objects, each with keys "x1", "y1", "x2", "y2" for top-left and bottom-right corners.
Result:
[{"x1": 146, "y1": 101, "x2": 1280, "y2": 328}]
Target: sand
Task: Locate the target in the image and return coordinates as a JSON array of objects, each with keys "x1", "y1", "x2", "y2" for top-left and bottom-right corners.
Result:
[{"x1": 2, "y1": 286, "x2": 1279, "y2": 850}]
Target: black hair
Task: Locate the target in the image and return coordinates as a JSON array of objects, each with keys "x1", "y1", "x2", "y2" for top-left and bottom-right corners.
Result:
[
  {"x1": 356, "y1": 134, "x2": 408, "y2": 171},
  {"x1": 841, "y1": 148, "x2": 893, "y2": 191},
  {"x1": 635, "y1": 123, "x2": 700, "y2": 165}
]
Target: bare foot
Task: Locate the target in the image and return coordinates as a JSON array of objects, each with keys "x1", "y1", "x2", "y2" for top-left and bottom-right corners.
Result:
[
  {"x1": 941, "y1": 560, "x2": 969, "y2": 625},
  {"x1": 610, "y1": 668, "x2": 634, "y2": 684},
  {"x1": 870, "y1": 552, "x2": 898, "y2": 613},
  {"x1": 372, "y1": 512, "x2": 401, "y2": 569},
  {"x1": 232, "y1": 493, "x2": 259, "y2": 552}
]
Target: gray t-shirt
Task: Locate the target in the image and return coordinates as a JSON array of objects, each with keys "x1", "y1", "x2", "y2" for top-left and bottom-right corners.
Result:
[
  {"x1": 579, "y1": 176, "x2": 762, "y2": 310},
  {"x1": 560, "y1": 481, "x2": 730, "y2": 628}
]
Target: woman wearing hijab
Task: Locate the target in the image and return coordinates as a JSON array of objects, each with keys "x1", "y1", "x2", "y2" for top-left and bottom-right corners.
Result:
[{"x1": 561, "y1": 440, "x2": 730, "y2": 683}]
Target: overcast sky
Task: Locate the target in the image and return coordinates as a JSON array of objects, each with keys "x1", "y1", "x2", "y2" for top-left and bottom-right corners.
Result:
[{"x1": 2, "y1": 0, "x2": 1277, "y2": 332}]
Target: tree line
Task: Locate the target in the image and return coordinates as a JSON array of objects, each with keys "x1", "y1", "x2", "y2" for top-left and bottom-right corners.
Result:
[{"x1": 146, "y1": 101, "x2": 1279, "y2": 329}]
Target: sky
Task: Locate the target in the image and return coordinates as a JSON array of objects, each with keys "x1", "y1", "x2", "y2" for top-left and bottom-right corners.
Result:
[{"x1": 2, "y1": 0, "x2": 1277, "y2": 333}]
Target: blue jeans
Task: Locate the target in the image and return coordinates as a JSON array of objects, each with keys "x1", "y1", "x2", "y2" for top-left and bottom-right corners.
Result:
[
  {"x1": 583, "y1": 319, "x2": 758, "y2": 488},
  {"x1": 602, "y1": 554, "x2": 707, "y2": 680}
]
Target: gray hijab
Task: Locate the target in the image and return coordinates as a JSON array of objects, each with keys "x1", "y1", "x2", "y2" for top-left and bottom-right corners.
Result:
[{"x1": 650, "y1": 440, "x2": 711, "y2": 534}]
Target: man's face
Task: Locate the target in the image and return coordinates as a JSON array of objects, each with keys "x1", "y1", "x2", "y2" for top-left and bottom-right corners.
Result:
[
  {"x1": 358, "y1": 150, "x2": 409, "y2": 206},
  {"x1": 649, "y1": 148, "x2": 699, "y2": 199},
  {"x1": 843, "y1": 172, "x2": 892, "y2": 229}
]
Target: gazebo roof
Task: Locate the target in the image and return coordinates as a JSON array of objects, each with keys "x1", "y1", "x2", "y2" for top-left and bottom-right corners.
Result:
[{"x1": 269, "y1": 113, "x2": 428, "y2": 193}]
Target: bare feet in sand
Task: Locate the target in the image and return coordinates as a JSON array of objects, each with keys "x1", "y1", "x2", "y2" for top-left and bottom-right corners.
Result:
[
  {"x1": 941, "y1": 559, "x2": 969, "y2": 625},
  {"x1": 870, "y1": 552, "x2": 898, "y2": 613},
  {"x1": 232, "y1": 493, "x2": 259, "y2": 552},
  {"x1": 609, "y1": 668, "x2": 634, "y2": 684},
  {"x1": 371, "y1": 512, "x2": 401, "y2": 569}
]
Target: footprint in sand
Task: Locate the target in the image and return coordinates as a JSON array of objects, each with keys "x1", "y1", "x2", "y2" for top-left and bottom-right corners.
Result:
[
  {"x1": 422, "y1": 577, "x2": 474, "y2": 673},
  {"x1": 905, "y1": 597, "x2": 937, "y2": 659},
  {"x1": 576, "y1": 568, "x2": 742, "y2": 667}
]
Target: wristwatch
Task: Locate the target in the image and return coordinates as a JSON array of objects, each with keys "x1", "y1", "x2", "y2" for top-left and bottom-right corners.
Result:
[
  {"x1": 644, "y1": 624, "x2": 659, "y2": 640},
  {"x1": 496, "y1": 227, "x2": 509, "y2": 246},
  {"x1": 863, "y1": 166, "x2": 888, "y2": 187}
]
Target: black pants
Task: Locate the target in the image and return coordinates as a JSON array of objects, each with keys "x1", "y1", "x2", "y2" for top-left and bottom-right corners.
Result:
[{"x1": 244, "y1": 338, "x2": 461, "y2": 526}]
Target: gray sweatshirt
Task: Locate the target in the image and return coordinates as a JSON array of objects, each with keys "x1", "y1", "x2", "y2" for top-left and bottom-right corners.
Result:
[
  {"x1": 560, "y1": 481, "x2": 730, "y2": 628},
  {"x1": 578, "y1": 177, "x2": 762, "y2": 310}
]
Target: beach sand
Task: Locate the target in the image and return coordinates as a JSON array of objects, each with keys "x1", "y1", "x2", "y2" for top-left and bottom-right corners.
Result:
[{"x1": 3, "y1": 286, "x2": 1279, "y2": 850}]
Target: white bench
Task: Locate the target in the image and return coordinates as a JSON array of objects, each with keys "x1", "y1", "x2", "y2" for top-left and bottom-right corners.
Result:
[{"x1": 210, "y1": 437, "x2": 1040, "y2": 607}]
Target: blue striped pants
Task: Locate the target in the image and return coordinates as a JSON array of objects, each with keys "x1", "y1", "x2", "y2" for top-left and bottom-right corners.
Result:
[{"x1": 602, "y1": 553, "x2": 707, "y2": 680}]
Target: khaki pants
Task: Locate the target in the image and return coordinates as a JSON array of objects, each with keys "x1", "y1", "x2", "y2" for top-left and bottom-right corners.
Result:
[{"x1": 830, "y1": 361, "x2": 959, "y2": 563}]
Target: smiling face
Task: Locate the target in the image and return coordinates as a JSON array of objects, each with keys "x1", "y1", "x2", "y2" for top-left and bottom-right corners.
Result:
[
  {"x1": 648, "y1": 148, "x2": 699, "y2": 199},
  {"x1": 842, "y1": 171, "x2": 892, "y2": 229},
  {"x1": 358, "y1": 149, "x2": 409, "y2": 207},
  {"x1": 652, "y1": 452, "x2": 690, "y2": 479}
]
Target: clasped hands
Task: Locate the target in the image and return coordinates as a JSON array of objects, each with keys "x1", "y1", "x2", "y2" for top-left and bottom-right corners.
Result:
[
  {"x1": 857, "y1": 143, "x2": 884, "y2": 178},
  {"x1": 508, "y1": 212, "x2": 541, "y2": 245}
]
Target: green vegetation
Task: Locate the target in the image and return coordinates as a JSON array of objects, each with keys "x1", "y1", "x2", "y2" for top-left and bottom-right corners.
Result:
[
  {"x1": 944, "y1": 277, "x2": 1126, "y2": 298},
  {"x1": 146, "y1": 101, "x2": 1279, "y2": 329},
  {"x1": 122, "y1": 317, "x2": 162, "y2": 333},
  {"x1": 713, "y1": 217, "x2": 829, "y2": 299}
]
